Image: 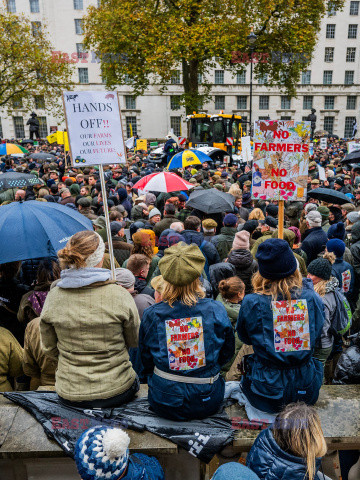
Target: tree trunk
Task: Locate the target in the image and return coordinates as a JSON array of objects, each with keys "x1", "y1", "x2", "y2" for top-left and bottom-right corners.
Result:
[{"x1": 182, "y1": 58, "x2": 200, "y2": 115}]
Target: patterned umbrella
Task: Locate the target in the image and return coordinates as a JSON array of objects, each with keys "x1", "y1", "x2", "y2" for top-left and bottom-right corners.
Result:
[
  {"x1": 132, "y1": 172, "x2": 194, "y2": 192},
  {"x1": 0, "y1": 172, "x2": 44, "y2": 191},
  {"x1": 167, "y1": 149, "x2": 212, "y2": 170}
]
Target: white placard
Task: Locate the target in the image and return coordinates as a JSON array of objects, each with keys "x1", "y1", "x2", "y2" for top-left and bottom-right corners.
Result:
[
  {"x1": 347, "y1": 141, "x2": 360, "y2": 154},
  {"x1": 63, "y1": 91, "x2": 126, "y2": 166},
  {"x1": 241, "y1": 136, "x2": 252, "y2": 163},
  {"x1": 320, "y1": 137, "x2": 327, "y2": 150},
  {"x1": 318, "y1": 165, "x2": 326, "y2": 181}
]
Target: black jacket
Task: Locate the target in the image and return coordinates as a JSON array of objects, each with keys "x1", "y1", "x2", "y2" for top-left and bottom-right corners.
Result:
[
  {"x1": 301, "y1": 226, "x2": 328, "y2": 265},
  {"x1": 226, "y1": 249, "x2": 258, "y2": 294},
  {"x1": 333, "y1": 334, "x2": 360, "y2": 384},
  {"x1": 181, "y1": 230, "x2": 221, "y2": 266},
  {"x1": 0, "y1": 277, "x2": 29, "y2": 344},
  {"x1": 134, "y1": 277, "x2": 154, "y2": 298}
]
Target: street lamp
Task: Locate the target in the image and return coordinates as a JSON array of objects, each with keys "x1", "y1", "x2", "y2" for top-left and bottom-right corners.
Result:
[{"x1": 247, "y1": 29, "x2": 257, "y2": 137}]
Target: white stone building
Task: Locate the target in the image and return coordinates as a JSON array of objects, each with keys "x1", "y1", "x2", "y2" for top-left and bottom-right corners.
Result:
[{"x1": 3, "y1": 0, "x2": 360, "y2": 140}]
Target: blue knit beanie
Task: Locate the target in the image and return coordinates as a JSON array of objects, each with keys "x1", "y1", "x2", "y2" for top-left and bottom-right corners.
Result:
[
  {"x1": 223, "y1": 213, "x2": 238, "y2": 226},
  {"x1": 327, "y1": 222, "x2": 346, "y2": 240},
  {"x1": 75, "y1": 426, "x2": 130, "y2": 480},
  {"x1": 256, "y1": 238, "x2": 297, "y2": 280},
  {"x1": 212, "y1": 463, "x2": 260, "y2": 480},
  {"x1": 327, "y1": 239, "x2": 345, "y2": 258}
]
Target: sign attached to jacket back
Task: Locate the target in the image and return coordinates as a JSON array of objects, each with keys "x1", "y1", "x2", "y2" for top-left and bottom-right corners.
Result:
[
  {"x1": 62, "y1": 91, "x2": 126, "y2": 166},
  {"x1": 251, "y1": 120, "x2": 310, "y2": 201}
]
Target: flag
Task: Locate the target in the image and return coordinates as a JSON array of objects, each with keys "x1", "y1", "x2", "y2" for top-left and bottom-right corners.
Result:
[
  {"x1": 125, "y1": 136, "x2": 134, "y2": 149},
  {"x1": 352, "y1": 120, "x2": 358, "y2": 139},
  {"x1": 46, "y1": 132, "x2": 58, "y2": 144}
]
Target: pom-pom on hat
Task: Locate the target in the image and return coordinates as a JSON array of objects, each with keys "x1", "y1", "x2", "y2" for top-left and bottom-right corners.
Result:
[
  {"x1": 74, "y1": 426, "x2": 130, "y2": 480},
  {"x1": 256, "y1": 238, "x2": 297, "y2": 280}
]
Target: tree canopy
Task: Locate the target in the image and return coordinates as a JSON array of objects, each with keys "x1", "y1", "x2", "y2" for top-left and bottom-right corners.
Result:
[
  {"x1": 84, "y1": 0, "x2": 344, "y2": 114},
  {"x1": 0, "y1": 11, "x2": 73, "y2": 115}
]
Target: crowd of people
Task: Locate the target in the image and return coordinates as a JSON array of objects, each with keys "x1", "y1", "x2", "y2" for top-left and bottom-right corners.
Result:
[{"x1": 0, "y1": 135, "x2": 360, "y2": 480}]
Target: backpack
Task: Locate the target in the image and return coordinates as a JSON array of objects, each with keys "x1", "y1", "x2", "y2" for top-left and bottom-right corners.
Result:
[{"x1": 331, "y1": 289, "x2": 352, "y2": 336}]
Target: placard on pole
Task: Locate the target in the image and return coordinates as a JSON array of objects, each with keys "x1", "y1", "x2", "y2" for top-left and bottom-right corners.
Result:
[
  {"x1": 62, "y1": 91, "x2": 127, "y2": 279},
  {"x1": 251, "y1": 120, "x2": 311, "y2": 239}
]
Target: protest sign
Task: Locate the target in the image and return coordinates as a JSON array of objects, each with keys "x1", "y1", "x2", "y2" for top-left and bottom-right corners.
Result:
[
  {"x1": 318, "y1": 165, "x2": 326, "y2": 181},
  {"x1": 347, "y1": 141, "x2": 360, "y2": 154},
  {"x1": 320, "y1": 137, "x2": 327, "y2": 150},
  {"x1": 241, "y1": 136, "x2": 252, "y2": 163},
  {"x1": 251, "y1": 120, "x2": 310, "y2": 202},
  {"x1": 62, "y1": 91, "x2": 126, "y2": 166},
  {"x1": 135, "y1": 139, "x2": 148, "y2": 151}
]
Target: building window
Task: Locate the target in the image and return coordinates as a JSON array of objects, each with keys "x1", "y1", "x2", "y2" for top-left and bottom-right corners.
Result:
[
  {"x1": 198, "y1": 73, "x2": 202, "y2": 85},
  {"x1": 327, "y1": 1, "x2": 337, "y2": 15},
  {"x1": 324, "y1": 117, "x2": 334, "y2": 134},
  {"x1": 259, "y1": 96, "x2": 269, "y2": 110},
  {"x1": 323, "y1": 70, "x2": 333, "y2": 85},
  {"x1": 215, "y1": 95, "x2": 225, "y2": 110},
  {"x1": 302, "y1": 116, "x2": 309, "y2": 121},
  {"x1": 346, "y1": 47, "x2": 356, "y2": 62},
  {"x1": 258, "y1": 116, "x2": 270, "y2": 120},
  {"x1": 75, "y1": 19, "x2": 84, "y2": 35},
  {"x1": 125, "y1": 95, "x2": 136, "y2": 109},
  {"x1": 258, "y1": 74, "x2": 268, "y2": 85},
  {"x1": 345, "y1": 70, "x2": 354, "y2": 84},
  {"x1": 6, "y1": 0, "x2": 16, "y2": 12},
  {"x1": 78, "y1": 68, "x2": 89, "y2": 84},
  {"x1": 170, "y1": 96, "x2": 181, "y2": 110},
  {"x1": 301, "y1": 70, "x2": 311, "y2": 85},
  {"x1": 237, "y1": 96, "x2": 247, "y2": 109},
  {"x1": 324, "y1": 96, "x2": 335, "y2": 109},
  {"x1": 34, "y1": 95, "x2": 45, "y2": 109},
  {"x1": 350, "y1": 1, "x2": 359, "y2": 15},
  {"x1": 73, "y1": 0, "x2": 83, "y2": 9},
  {"x1": 31, "y1": 21, "x2": 41, "y2": 36},
  {"x1": 281, "y1": 96, "x2": 291, "y2": 109},
  {"x1": 170, "y1": 70, "x2": 180, "y2": 84},
  {"x1": 280, "y1": 116, "x2": 292, "y2": 120},
  {"x1": 76, "y1": 43, "x2": 87, "y2": 59},
  {"x1": 348, "y1": 24, "x2": 358, "y2": 38},
  {"x1": 29, "y1": 0, "x2": 39, "y2": 13},
  {"x1": 38, "y1": 116, "x2": 47, "y2": 138},
  {"x1": 303, "y1": 96, "x2": 313, "y2": 109},
  {"x1": 345, "y1": 116, "x2": 356, "y2": 137},
  {"x1": 324, "y1": 47, "x2": 334, "y2": 62},
  {"x1": 215, "y1": 70, "x2": 224, "y2": 84},
  {"x1": 241, "y1": 116, "x2": 248, "y2": 134},
  {"x1": 126, "y1": 117, "x2": 137, "y2": 137},
  {"x1": 326, "y1": 24, "x2": 336, "y2": 38},
  {"x1": 170, "y1": 116, "x2": 181, "y2": 137},
  {"x1": 12, "y1": 98, "x2": 23, "y2": 109},
  {"x1": 237, "y1": 71, "x2": 246, "y2": 84},
  {"x1": 0, "y1": 119, "x2": 3, "y2": 138},
  {"x1": 13, "y1": 117, "x2": 25, "y2": 138},
  {"x1": 347, "y1": 96, "x2": 357, "y2": 109}
]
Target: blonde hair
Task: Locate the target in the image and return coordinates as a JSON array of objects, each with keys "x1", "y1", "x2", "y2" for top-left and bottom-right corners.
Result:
[
  {"x1": 311, "y1": 252, "x2": 335, "y2": 297},
  {"x1": 228, "y1": 183, "x2": 242, "y2": 197},
  {"x1": 58, "y1": 230, "x2": 100, "y2": 269},
  {"x1": 273, "y1": 403, "x2": 327, "y2": 480},
  {"x1": 249, "y1": 208, "x2": 265, "y2": 221},
  {"x1": 252, "y1": 269, "x2": 302, "y2": 302},
  {"x1": 38, "y1": 187, "x2": 49, "y2": 198},
  {"x1": 162, "y1": 278, "x2": 205, "y2": 307}
]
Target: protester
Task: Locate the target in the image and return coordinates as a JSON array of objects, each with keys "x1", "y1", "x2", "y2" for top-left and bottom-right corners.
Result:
[
  {"x1": 0, "y1": 327, "x2": 23, "y2": 392},
  {"x1": 40, "y1": 230, "x2": 140, "y2": 408},
  {"x1": 139, "y1": 243, "x2": 234, "y2": 420},
  {"x1": 237, "y1": 239, "x2": 324, "y2": 414},
  {"x1": 211, "y1": 213, "x2": 238, "y2": 261},
  {"x1": 246, "y1": 403, "x2": 328, "y2": 480},
  {"x1": 226, "y1": 230, "x2": 258, "y2": 294},
  {"x1": 301, "y1": 211, "x2": 328, "y2": 265},
  {"x1": 75, "y1": 426, "x2": 165, "y2": 480}
]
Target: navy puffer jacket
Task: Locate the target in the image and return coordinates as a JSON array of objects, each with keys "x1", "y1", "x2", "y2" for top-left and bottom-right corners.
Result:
[{"x1": 247, "y1": 427, "x2": 323, "y2": 480}]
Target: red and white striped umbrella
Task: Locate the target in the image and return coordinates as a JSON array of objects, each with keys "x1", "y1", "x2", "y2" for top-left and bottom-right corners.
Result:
[{"x1": 132, "y1": 172, "x2": 194, "y2": 192}]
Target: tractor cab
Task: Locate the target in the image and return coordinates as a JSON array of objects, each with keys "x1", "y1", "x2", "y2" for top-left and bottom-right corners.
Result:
[{"x1": 187, "y1": 112, "x2": 244, "y2": 158}]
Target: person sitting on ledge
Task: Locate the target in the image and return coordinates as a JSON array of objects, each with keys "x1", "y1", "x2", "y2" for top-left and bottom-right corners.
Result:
[{"x1": 139, "y1": 242, "x2": 234, "y2": 421}]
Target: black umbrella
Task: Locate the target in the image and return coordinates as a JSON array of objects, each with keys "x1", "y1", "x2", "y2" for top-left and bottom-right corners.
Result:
[
  {"x1": 20, "y1": 139, "x2": 34, "y2": 145},
  {"x1": 29, "y1": 153, "x2": 57, "y2": 161},
  {"x1": 327, "y1": 134, "x2": 339, "y2": 139},
  {"x1": 186, "y1": 189, "x2": 235, "y2": 214},
  {"x1": 341, "y1": 150, "x2": 360, "y2": 165},
  {"x1": 0, "y1": 172, "x2": 44, "y2": 191},
  {"x1": 307, "y1": 187, "x2": 352, "y2": 205}
]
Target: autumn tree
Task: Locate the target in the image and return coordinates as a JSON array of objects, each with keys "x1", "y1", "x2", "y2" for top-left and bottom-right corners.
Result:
[
  {"x1": 84, "y1": 0, "x2": 343, "y2": 114},
  {"x1": 0, "y1": 10, "x2": 73, "y2": 115}
]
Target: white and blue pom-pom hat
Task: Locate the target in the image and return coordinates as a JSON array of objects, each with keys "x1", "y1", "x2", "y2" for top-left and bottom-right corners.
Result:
[{"x1": 75, "y1": 426, "x2": 130, "y2": 480}]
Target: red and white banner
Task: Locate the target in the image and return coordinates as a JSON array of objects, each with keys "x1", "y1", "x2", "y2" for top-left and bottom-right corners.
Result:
[
  {"x1": 226, "y1": 137, "x2": 234, "y2": 146},
  {"x1": 178, "y1": 137, "x2": 187, "y2": 146}
]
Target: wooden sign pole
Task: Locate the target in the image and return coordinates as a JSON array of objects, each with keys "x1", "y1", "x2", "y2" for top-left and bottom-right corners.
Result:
[{"x1": 278, "y1": 200, "x2": 284, "y2": 239}]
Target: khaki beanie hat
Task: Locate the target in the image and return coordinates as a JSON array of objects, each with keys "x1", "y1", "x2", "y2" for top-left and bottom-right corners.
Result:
[{"x1": 159, "y1": 242, "x2": 205, "y2": 286}]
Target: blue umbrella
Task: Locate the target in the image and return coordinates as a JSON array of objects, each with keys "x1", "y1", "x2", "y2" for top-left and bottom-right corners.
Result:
[{"x1": 0, "y1": 201, "x2": 93, "y2": 264}]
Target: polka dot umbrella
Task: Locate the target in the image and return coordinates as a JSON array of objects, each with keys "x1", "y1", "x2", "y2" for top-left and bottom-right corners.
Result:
[{"x1": 0, "y1": 172, "x2": 44, "y2": 191}]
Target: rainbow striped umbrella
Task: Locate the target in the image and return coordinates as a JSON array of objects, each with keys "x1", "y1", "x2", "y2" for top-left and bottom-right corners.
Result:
[{"x1": 0, "y1": 143, "x2": 29, "y2": 155}]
